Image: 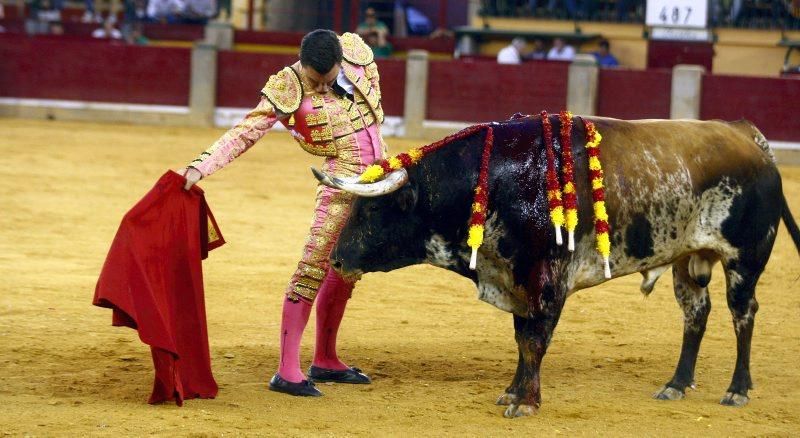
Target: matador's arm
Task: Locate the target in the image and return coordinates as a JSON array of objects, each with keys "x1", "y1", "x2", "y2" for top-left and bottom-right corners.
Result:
[{"x1": 187, "y1": 97, "x2": 287, "y2": 178}]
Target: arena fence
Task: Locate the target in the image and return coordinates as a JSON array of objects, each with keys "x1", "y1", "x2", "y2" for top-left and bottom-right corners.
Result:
[{"x1": 1, "y1": 30, "x2": 799, "y2": 147}]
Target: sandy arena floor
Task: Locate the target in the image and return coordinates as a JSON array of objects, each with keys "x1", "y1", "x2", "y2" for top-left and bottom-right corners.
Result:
[{"x1": 1, "y1": 119, "x2": 799, "y2": 436}]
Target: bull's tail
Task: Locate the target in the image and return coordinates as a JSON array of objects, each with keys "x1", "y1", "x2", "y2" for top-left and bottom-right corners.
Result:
[
  {"x1": 781, "y1": 192, "x2": 800, "y2": 255},
  {"x1": 731, "y1": 120, "x2": 799, "y2": 252}
]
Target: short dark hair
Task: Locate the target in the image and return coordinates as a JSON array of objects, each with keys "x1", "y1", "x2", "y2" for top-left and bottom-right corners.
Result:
[
  {"x1": 300, "y1": 29, "x2": 343, "y2": 75},
  {"x1": 599, "y1": 39, "x2": 610, "y2": 49}
]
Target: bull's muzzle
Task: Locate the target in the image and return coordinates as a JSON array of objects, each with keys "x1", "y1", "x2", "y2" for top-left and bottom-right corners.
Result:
[
  {"x1": 330, "y1": 256, "x2": 363, "y2": 282},
  {"x1": 311, "y1": 167, "x2": 409, "y2": 197}
]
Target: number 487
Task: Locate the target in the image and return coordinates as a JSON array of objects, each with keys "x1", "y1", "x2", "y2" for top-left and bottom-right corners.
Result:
[{"x1": 660, "y1": 6, "x2": 693, "y2": 24}]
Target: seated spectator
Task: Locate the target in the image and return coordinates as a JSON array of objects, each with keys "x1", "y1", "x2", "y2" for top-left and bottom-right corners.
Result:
[
  {"x1": 592, "y1": 39, "x2": 619, "y2": 67},
  {"x1": 404, "y1": 4, "x2": 433, "y2": 35},
  {"x1": 26, "y1": 0, "x2": 62, "y2": 35},
  {"x1": 357, "y1": 7, "x2": 392, "y2": 57},
  {"x1": 48, "y1": 20, "x2": 64, "y2": 35},
  {"x1": 497, "y1": 37, "x2": 526, "y2": 64},
  {"x1": 92, "y1": 18, "x2": 123, "y2": 39},
  {"x1": 147, "y1": 0, "x2": 185, "y2": 23},
  {"x1": 36, "y1": 0, "x2": 63, "y2": 23},
  {"x1": 364, "y1": 31, "x2": 392, "y2": 58},
  {"x1": 125, "y1": 23, "x2": 149, "y2": 44},
  {"x1": 82, "y1": 0, "x2": 101, "y2": 23},
  {"x1": 214, "y1": 0, "x2": 232, "y2": 22},
  {"x1": 547, "y1": 37, "x2": 575, "y2": 61},
  {"x1": 122, "y1": 0, "x2": 148, "y2": 43},
  {"x1": 181, "y1": 0, "x2": 214, "y2": 24},
  {"x1": 527, "y1": 0, "x2": 556, "y2": 16},
  {"x1": 524, "y1": 38, "x2": 547, "y2": 60}
]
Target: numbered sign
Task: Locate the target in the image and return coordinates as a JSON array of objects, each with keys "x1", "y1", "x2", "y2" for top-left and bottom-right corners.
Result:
[{"x1": 646, "y1": 0, "x2": 708, "y2": 29}]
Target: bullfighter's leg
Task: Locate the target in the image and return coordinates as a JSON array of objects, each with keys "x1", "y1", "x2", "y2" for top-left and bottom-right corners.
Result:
[
  {"x1": 654, "y1": 256, "x2": 712, "y2": 401},
  {"x1": 503, "y1": 287, "x2": 566, "y2": 418},
  {"x1": 720, "y1": 261, "x2": 763, "y2": 407},
  {"x1": 312, "y1": 269, "x2": 356, "y2": 371},
  {"x1": 274, "y1": 188, "x2": 357, "y2": 388}
]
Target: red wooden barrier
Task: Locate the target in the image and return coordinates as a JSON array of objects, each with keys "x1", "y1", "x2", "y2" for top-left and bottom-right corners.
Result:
[
  {"x1": 426, "y1": 59, "x2": 569, "y2": 122},
  {"x1": 142, "y1": 23, "x2": 204, "y2": 41},
  {"x1": 389, "y1": 36, "x2": 454, "y2": 54},
  {"x1": 0, "y1": 34, "x2": 190, "y2": 105},
  {"x1": 216, "y1": 51, "x2": 406, "y2": 116},
  {"x1": 374, "y1": 58, "x2": 405, "y2": 116},
  {"x1": 598, "y1": 68, "x2": 671, "y2": 120},
  {"x1": 234, "y1": 30, "x2": 305, "y2": 46},
  {"x1": 647, "y1": 40, "x2": 714, "y2": 72},
  {"x1": 701, "y1": 74, "x2": 800, "y2": 142},
  {"x1": 215, "y1": 51, "x2": 297, "y2": 108}
]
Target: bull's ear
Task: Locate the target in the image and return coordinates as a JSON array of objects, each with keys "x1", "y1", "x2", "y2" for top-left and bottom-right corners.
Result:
[{"x1": 397, "y1": 185, "x2": 418, "y2": 212}]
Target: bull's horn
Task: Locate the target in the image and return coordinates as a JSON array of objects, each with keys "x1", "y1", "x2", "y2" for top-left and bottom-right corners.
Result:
[{"x1": 311, "y1": 167, "x2": 409, "y2": 197}]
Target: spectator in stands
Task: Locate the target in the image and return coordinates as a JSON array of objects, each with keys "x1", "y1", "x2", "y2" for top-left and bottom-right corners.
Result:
[
  {"x1": 0, "y1": 3, "x2": 5, "y2": 33},
  {"x1": 82, "y1": 0, "x2": 100, "y2": 23},
  {"x1": 48, "y1": 20, "x2": 64, "y2": 35},
  {"x1": 404, "y1": 4, "x2": 433, "y2": 35},
  {"x1": 364, "y1": 31, "x2": 392, "y2": 58},
  {"x1": 357, "y1": 7, "x2": 392, "y2": 58},
  {"x1": 214, "y1": 0, "x2": 232, "y2": 22},
  {"x1": 125, "y1": 24, "x2": 149, "y2": 44},
  {"x1": 147, "y1": 0, "x2": 185, "y2": 23},
  {"x1": 710, "y1": 0, "x2": 743, "y2": 25},
  {"x1": 564, "y1": 0, "x2": 591, "y2": 19},
  {"x1": 34, "y1": 0, "x2": 62, "y2": 22},
  {"x1": 527, "y1": 0, "x2": 556, "y2": 16},
  {"x1": 524, "y1": 38, "x2": 548, "y2": 60},
  {"x1": 592, "y1": 39, "x2": 619, "y2": 67},
  {"x1": 92, "y1": 18, "x2": 123, "y2": 39},
  {"x1": 497, "y1": 37, "x2": 527, "y2": 64},
  {"x1": 122, "y1": 0, "x2": 147, "y2": 43},
  {"x1": 26, "y1": 0, "x2": 62, "y2": 35},
  {"x1": 547, "y1": 37, "x2": 575, "y2": 61},
  {"x1": 181, "y1": 0, "x2": 214, "y2": 24}
]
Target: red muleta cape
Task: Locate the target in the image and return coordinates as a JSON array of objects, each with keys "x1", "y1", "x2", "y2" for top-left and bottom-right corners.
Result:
[{"x1": 93, "y1": 170, "x2": 225, "y2": 406}]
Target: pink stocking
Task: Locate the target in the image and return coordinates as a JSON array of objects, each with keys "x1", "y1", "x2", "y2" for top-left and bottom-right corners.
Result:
[
  {"x1": 277, "y1": 296, "x2": 312, "y2": 383},
  {"x1": 312, "y1": 270, "x2": 355, "y2": 370}
]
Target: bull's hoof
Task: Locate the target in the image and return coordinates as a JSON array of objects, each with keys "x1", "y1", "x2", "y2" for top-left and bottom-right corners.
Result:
[
  {"x1": 496, "y1": 393, "x2": 518, "y2": 406},
  {"x1": 503, "y1": 403, "x2": 539, "y2": 418},
  {"x1": 720, "y1": 392, "x2": 749, "y2": 407},
  {"x1": 653, "y1": 386, "x2": 685, "y2": 401}
]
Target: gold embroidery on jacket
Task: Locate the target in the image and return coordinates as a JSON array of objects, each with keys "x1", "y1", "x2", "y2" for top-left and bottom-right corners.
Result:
[
  {"x1": 340, "y1": 32, "x2": 374, "y2": 66},
  {"x1": 295, "y1": 135, "x2": 337, "y2": 157},
  {"x1": 310, "y1": 125, "x2": 334, "y2": 142},
  {"x1": 261, "y1": 67, "x2": 302, "y2": 114},
  {"x1": 305, "y1": 112, "x2": 329, "y2": 127}
]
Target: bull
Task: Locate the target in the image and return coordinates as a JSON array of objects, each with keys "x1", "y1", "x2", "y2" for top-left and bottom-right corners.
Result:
[{"x1": 313, "y1": 114, "x2": 800, "y2": 418}]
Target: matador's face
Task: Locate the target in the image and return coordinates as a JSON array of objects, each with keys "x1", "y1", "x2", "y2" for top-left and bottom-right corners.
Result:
[{"x1": 302, "y1": 64, "x2": 341, "y2": 94}]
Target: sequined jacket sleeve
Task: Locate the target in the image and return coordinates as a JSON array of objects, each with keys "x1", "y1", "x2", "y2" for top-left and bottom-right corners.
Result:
[{"x1": 188, "y1": 97, "x2": 283, "y2": 178}]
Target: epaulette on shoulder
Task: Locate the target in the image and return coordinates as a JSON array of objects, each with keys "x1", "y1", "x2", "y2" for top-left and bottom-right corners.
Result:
[
  {"x1": 340, "y1": 32, "x2": 374, "y2": 66},
  {"x1": 261, "y1": 66, "x2": 303, "y2": 114}
]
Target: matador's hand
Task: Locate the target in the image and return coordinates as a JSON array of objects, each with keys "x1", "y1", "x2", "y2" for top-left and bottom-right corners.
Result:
[{"x1": 180, "y1": 167, "x2": 202, "y2": 190}]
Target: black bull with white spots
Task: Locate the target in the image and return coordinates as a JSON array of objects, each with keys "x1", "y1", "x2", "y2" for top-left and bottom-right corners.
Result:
[{"x1": 314, "y1": 115, "x2": 800, "y2": 418}]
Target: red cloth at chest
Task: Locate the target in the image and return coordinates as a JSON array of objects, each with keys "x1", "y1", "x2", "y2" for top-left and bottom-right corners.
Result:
[{"x1": 93, "y1": 170, "x2": 225, "y2": 406}]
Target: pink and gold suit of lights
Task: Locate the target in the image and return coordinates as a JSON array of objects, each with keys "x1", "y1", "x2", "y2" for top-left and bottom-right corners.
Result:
[{"x1": 188, "y1": 33, "x2": 387, "y2": 302}]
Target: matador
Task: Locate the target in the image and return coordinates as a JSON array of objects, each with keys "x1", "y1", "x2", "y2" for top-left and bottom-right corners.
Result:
[{"x1": 183, "y1": 29, "x2": 387, "y2": 396}]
